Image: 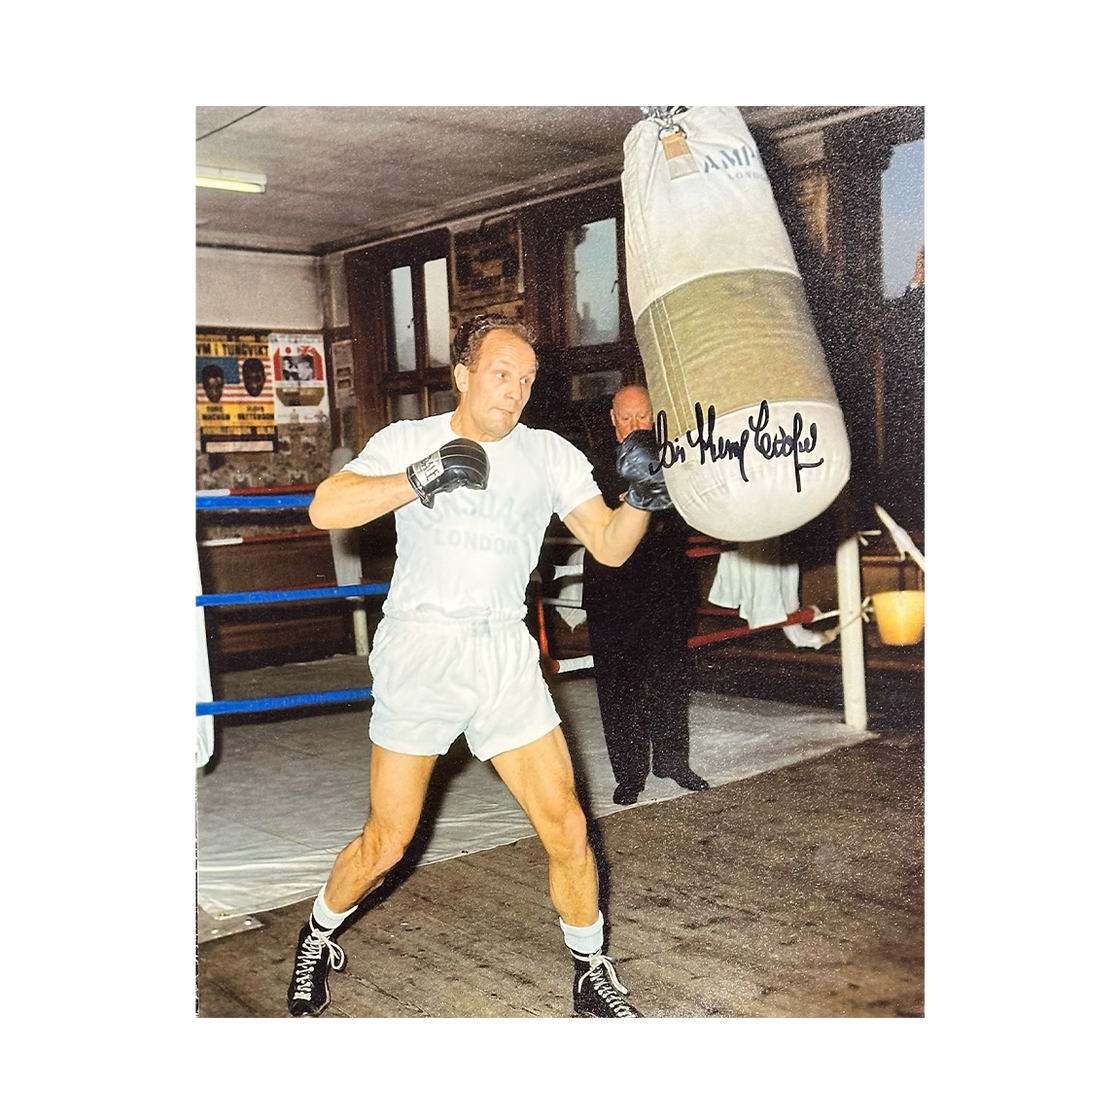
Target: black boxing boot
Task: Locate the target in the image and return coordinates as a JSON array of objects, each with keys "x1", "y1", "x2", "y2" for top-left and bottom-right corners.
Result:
[
  {"x1": 286, "y1": 921, "x2": 346, "y2": 1017},
  {"x1": 572, "y1": 950, "x2": 643, "y2": 1018}
]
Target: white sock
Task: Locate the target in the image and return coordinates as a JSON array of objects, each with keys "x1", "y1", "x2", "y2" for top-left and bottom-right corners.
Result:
[
  {"x1": 311, "y1": 886, "x2": 357, "y2": 932},
  {"x1": 560, "y1": 911, "x2": 604, "y2": 956}
]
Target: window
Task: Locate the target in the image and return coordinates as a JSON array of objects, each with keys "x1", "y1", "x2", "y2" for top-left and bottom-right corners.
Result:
[
  {"x1": 881, "y1": 139, "x2": 924, "y2": 298},
  {"x1": 523, "y1": 185, "x2": 638, "y2": 447},
  {"x1": 345, "y1": 230, "x2": 453, "y2": 437},
  {"x1": 385, "y1": 254, "x2": 452, "y2": 424},
  {"x1": 563, "y1": 217, "x2": 620, "y2": 347},
  {"x1": 387, "y1": 257, "x2": 452, "y2": 376},
  {"x1": 387, "y1": 266, "x2": 416, "y2": 373},
  {"x1": 877, "y1": 135, "x2": 924, "y2": 530}
]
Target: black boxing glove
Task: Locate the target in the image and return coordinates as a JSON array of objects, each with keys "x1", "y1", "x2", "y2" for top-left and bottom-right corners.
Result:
[
  {"x1": 406, "y1": 437, "x2": 489, "y2": 507},
  {"x1": 616, "y1": 429, "x2": 673, "y2": 511}
]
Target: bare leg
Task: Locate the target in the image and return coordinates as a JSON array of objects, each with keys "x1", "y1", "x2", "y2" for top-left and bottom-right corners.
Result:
[
  {"x1": 489, "y1": 725, "x2": 599, "y2": 927},
  {"x1": 322, "y1": 743, "x2": 438, "y2": 913}
]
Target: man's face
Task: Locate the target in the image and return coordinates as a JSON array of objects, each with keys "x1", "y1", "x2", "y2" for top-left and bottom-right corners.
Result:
[
  {"x1": 203, "y1": 372, "x2": 224, "y2": 403},
  {"x1": 243, "y1": 363, "x2": 266, "y2": 397},
  {"x1": 611, "y1": 387, "x2": 653, "y2": 443},
  {"x1": 453, "y1": 329, "x2": 537, "y2": 443}
]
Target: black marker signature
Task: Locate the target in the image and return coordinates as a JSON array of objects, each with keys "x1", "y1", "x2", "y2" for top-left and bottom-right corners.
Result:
[{"x1": 655, "y1": 401, "x2": 826, "y2": 493}]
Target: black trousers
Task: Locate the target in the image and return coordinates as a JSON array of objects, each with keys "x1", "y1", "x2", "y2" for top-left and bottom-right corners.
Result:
[{"x1": 586, "y1": 598, "x2": 692, "y2": 788}]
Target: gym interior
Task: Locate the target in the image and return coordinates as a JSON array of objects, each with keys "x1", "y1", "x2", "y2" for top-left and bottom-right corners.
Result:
[{"x1": 195, "y1": 105, "x2": 924, "y2": 1018}]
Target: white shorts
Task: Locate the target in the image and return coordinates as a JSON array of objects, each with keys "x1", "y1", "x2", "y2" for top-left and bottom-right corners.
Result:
[{"x1": 367, "y1": 611, "x2": 561, "y2": 761}]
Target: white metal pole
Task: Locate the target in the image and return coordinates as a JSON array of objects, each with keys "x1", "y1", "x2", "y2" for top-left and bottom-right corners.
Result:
[
  {"x1": 836, "y1": 533, "x2": 868, "y2": 731},
  {"x1": 352, "y1": 607, "x2": 369, "y2": 657}
]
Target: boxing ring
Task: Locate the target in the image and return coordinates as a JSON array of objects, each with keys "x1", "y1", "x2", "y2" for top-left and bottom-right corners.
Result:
[
  {"x1": 195, "y1": 488, "x2": 896, "y2": 927},
  {"x1": 196, "y1": 489, "x2": 385, "y2": 719},
  {"x1": 198, "y1": 493, "x2": 874, "y2": 727},
  {"x1": 196, "y1": 489, "x2": 886, "y2": 740},
  {"x1": 535, "y1": 531, "x2": 874, "y2": 731}
]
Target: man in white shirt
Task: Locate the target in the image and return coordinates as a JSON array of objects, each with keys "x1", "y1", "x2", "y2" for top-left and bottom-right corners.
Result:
[{"x1": 286, "y1": 315, "x2": 670, "y2": 1018}]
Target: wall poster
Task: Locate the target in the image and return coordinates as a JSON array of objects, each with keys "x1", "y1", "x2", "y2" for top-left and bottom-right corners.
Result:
[
  {"x1": 269, "y1": 333, "x2": 331, "y2": 425},
  {"x1": 196, "y1": 331, "x2": 277, "y2": 453}
]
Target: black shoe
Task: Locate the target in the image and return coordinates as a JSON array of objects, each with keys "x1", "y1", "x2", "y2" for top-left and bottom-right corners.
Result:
[
  {"x1": 572, "y1": 951, "x2": 643, "y2": 1017},
  {"x1": 653, "y1": 766, "x2": 709, "y2": 791},
  {"x1": 287, "y1": 922, "x2": 346, "y2": 1017},
  {"x1": 613, "y1": 782, "x2": 643, "y2": 805}
]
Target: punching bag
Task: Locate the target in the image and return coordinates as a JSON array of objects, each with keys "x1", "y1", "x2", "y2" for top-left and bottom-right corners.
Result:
[{"x1": 622, "y1": 106, "x2": 850, "y2": 541}]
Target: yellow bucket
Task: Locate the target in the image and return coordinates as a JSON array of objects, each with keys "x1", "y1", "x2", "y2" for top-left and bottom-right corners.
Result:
[{"x1": 871, "y1": 590, "x2": 925, "y2": 645}]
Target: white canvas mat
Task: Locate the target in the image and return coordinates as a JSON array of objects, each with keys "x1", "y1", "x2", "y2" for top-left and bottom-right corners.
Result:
[{"x1": 197, "y1": 676, "x2": 874, "y2": 918}]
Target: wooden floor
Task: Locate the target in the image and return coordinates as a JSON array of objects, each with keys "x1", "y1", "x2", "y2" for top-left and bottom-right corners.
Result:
[{"x1": 197, "y1": 719, "x2": 923, "y2": 1018}]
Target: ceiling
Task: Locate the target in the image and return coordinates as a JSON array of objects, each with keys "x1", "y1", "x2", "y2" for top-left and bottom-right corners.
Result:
[{"x1": 195, "y1": 106, "x2": 879, "y2": 257}]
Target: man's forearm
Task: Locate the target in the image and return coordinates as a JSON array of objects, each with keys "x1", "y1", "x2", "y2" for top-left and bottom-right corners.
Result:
[
  {"x1": 308, "y1": 470, "x2": 417, "y2": 529},
  {"x1": 595, "y1": 502, "x2": 651, "y2": 567}
]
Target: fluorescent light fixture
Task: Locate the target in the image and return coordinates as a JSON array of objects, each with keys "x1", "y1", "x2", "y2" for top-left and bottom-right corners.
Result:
[{"x1": 196, "y1": 166, "x2": 267, "y2": 193}]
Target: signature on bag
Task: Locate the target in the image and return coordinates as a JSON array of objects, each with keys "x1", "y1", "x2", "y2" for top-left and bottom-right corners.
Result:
[{"x1": 655, "y1": 401, "x2": 825, "y2": 493}]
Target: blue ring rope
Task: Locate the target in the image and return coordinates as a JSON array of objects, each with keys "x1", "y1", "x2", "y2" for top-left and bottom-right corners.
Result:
[
  {"x1": 197, "y1": 496, "x2": 384, "y2": 718},
  {"x1": 197, "y1": 494, "x2": 313, "y2": 510},
  {"x1": 197, "y1": 582, "x2": 390, "y2": 607},
  {"x1": 197, "y1": 688, "x2": 372, "y2": 716}
]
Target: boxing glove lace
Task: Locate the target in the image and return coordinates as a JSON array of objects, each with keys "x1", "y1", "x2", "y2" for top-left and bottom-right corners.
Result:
[
  {"x1": 406, "y1": 437, "x2": 489, "y2": 507},
  {"x1": 616, "y1": 429, "x2": 673, "y2": 511}
]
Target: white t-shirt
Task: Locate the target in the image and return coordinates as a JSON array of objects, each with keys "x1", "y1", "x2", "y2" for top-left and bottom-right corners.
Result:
[{"x1": 342, "y1": 414, "x2": 601, "y2": 620}]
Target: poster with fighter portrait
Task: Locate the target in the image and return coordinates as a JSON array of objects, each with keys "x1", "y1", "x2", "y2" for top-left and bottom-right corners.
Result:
[
  {"x1": 196, "y1": 331, "x2": 277, "y2": 452},
  {"x1": 269, "y1": 333, "x2": 331, "y2": 425}
]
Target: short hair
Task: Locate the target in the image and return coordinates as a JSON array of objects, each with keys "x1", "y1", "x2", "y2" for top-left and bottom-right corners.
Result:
[
  {"x1": 242, "y1": 358, "x2": 265, "y2": 377},
  {"x1": 452, "y1": 314, "x2": 536, "y2": 371},
  {"x1": 201, "y1": 363, "x2": 224, "y2": 382}
]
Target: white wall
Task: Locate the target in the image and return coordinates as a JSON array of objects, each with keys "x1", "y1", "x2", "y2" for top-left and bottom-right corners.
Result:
[{"x1": 196, "y1": 246, "x2": 325, "y2": 330}]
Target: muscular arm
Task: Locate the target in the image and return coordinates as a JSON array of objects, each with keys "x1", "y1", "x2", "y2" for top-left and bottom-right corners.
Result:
[
  {"x1": 563, "y1": 494, "x2": 650, "y2": 567},
  {"x1": 308, "y1": 469, "x2": 418, "y2": 529},
  {"x1": 311, "y1": 435, "x2": 489, "y2": 527}
]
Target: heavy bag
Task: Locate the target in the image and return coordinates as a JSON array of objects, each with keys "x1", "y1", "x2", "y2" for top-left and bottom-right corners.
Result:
[{"x1": 622, "y1": 106, "x2": 850, "y2": 541}]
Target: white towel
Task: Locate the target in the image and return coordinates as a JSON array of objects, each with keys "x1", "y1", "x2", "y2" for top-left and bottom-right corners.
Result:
[
  {"x1": 553, "y1": 548, "x2": 587, "y2": 631},
  {"x1": 708, "y1": 539, "x2": 799, "y2": 628},
  {"x1": 707, "y1": 540, "x2": 835, "y2": 648},
  {"x1": 781, "y1": 621, "x2": 831, "y2": 650}
]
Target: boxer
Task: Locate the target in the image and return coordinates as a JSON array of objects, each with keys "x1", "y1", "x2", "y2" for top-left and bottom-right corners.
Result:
[{"x1": 287, "y1": 315, "x2": 670, "y2": 1018}]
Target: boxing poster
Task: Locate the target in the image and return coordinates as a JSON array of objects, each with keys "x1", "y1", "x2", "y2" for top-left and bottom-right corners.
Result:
[
  {"x1": 196, "y1": 331, "x2": 277, "y2": 453},
  {"x1": 268, "y1": 333, "x2": 331, "y2": 425}
]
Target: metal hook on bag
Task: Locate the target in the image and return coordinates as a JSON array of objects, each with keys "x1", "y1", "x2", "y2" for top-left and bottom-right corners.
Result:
[{"x1": 640, "y1": 105, "x2": 690, "y2": 129}]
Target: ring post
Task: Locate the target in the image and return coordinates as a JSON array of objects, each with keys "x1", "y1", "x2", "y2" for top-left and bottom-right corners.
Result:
[{"x1": 836, "y1": 533, "x2": 868, "y2": 731}]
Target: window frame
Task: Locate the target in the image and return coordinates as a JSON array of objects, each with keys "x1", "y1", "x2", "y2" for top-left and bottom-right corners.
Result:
[
  {"x1": 520, "y1": 183, "x2": 640, "y2": 445},
  {"x1": 344, "y1": 228, "x2": 453, "y2": 443}
]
